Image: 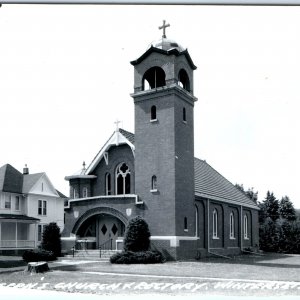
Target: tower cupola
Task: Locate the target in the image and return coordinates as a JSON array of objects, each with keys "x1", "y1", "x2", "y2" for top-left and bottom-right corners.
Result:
[{"x1": 130, "y1": 21, "x2": 197, "y2": 96}]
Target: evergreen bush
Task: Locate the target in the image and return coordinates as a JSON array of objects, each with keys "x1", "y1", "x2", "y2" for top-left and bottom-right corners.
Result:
[
  {"x1": 123, "y1": 216, "x2": 150, "y2": 252},
  {"x1": 111, "y1": 216, "x2": 165, "y2": 264},
  {"x1": 41, "y1": 222, "x2": 62, "y2": 257}
]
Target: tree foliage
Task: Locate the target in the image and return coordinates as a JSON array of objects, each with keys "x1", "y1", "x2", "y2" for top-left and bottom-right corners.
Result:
[
  {"x1": 41, "y1": 222, "x2": 61, "y2": 257},
  {"x1": 279, "y1": 196, "x2": 296, "y2": 221},
  {"x1": 259, "y1": 191, "x2": 280, "y2": 222},
  {"x1": 259, "y1": 192, "x2": 300, "y2": 254},
  {"x1": 123, "y1": 216, "x2": 151, "y2": 252}
]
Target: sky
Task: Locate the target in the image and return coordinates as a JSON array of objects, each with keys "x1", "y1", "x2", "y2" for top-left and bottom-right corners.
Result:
[{"x1": 0, "y1": 4, "x2": 299, "y2": 207}]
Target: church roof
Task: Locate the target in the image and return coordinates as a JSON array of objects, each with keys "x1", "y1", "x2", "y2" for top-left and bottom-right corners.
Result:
[
  {"x1": 194, "y1": 158, "x2": 258, "y2": 210},
  {"x1": 101, "y1": 130, "x2": 257, "y2": 209},
  {"x1": 119, "y1": 128, "x2": 135, "y2": 144},
  {"x1": 82, "y1": 128, "x2": 135, "y2": 176}
]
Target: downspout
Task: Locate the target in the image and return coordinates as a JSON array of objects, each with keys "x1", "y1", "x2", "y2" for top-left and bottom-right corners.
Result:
[{"x1": 207, "y1": 198, "x2": 210, "y2": 252}]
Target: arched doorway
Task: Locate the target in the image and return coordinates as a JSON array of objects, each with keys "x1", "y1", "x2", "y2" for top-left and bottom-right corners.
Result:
[{"x1": 74, "y1": 209, "x2": 127, "y2": 250}]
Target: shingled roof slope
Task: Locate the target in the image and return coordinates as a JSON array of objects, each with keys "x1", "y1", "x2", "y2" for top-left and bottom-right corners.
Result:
[
  {"x1": 119, "y1": 128, "x2": 135, "y2": 144},
  {"x1": 0, "y1": 164, "x2": 23, "y2": 193},
  {"x1": 194, "y1": 158, "x2": 258, "y2": 209},
  {"x1": 22, "y1": 173, "x2": 45, "y2": 194}
]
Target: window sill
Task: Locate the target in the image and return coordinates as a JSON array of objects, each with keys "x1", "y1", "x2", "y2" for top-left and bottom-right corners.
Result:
[
  {"x1": 150, "y1": 119, "x2": 158, "y2": 123},
  {"x1": 244, "y1": 237, "x2": 249, "y2": 240},
  {"x1": 150, "y1": 189, "x2": 158, "y2": 193},
  {"x1": 212, "y1": 236, "x2": 219, "y2": 240},
  {"x1": 184, "y1": 229, "x2": 188, "y2": 232},
  {"x1": 182, "y1": 120, "x2": 187, "y2": 124},
  {"x1": 230, "y1": 237, "x2": 236, "y2": 240}
]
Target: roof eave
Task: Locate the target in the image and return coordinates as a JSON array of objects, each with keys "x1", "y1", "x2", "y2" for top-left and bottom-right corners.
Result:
[{"x1": 131, "y1": 46, "x2": 197, "y2": 70}]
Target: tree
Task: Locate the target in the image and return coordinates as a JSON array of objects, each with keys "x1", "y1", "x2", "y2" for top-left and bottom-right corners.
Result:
[
  {"x1": 123, "y1": 216, "x2": 150, "y2": 252},
  {"x1": 235, "y1": 183, "x2": 258, "y2": 203},
  {"x1": 259, "y1": 218, "x2": 279, "y2": 252},
  {"x1": 41, "y1": 222, "x2": 61, "y2": 257},
  {"x1": 264, "y1": 191, "x2": 280, "y2": 222},
  {"x1": 279, "y1": 196, "x2": 296, "y2": 221}
]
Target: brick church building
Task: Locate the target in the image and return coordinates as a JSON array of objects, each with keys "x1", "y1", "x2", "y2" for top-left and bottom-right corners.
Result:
[{"x1": 62, "y1": 22, "x2": 259, "y2": 260}]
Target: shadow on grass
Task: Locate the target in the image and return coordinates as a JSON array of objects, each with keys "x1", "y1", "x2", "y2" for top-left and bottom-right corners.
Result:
[
  {"x1": 200, "y1": 253, "x2": 300, "y2": 269},
  {"x1": 0, "y1": 260, "x2": 27, "y2": 268}
]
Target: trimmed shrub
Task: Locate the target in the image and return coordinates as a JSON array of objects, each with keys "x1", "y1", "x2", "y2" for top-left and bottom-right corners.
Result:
[
  {"x1": 123, "y1": 216, "x2": 150, "y2": 252},
  {"x1": 22, "y1": 249, "x2": 56, "y2": 263},
  {"x1": 41, "y1": 222, "x2": 62, "y2": 257},
  {"x1": 110, "y1": 250, "x2": 165, "y2": 264}
]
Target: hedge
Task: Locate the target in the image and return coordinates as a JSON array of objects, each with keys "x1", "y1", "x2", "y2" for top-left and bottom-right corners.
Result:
[{"x1": 110, "y1": 250, "x2": 165, "y2": 264}]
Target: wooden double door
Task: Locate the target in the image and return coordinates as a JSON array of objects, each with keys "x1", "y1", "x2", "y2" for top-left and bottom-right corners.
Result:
[{"x1": 97, "y1": 215, "x2": 125, "y2": 249}]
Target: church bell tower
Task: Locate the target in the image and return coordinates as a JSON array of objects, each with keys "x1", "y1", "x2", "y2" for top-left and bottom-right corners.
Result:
[{"x1": 130, "y1": 21, "x2": 198, "y2": 253}]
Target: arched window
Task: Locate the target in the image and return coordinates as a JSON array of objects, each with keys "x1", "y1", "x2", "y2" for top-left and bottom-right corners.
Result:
[
  {"x1": 151, "y1": 175, "x2": 157, "y2": 191},
  {"x1": 244, "y1": 214, "x2": 248, "y2": 239},
  {"x1": 151, "y1": 105, "x2": 157, "y2": 121},
  {"x1": 178, "y1": 69, "x2": 191, "y2": 92},
  {"x1": 212, "y1": 209, "x2": 218, "y2": 238},
  {"x1": 82, "y1": 187, "x2": 88, "y2": 198},
  {"x1": 184, "y1": 217, "x2": 188, "y2": 231},
  {"x1": 105, "y1": 173, "x2": 111, "y2": 195},
  {"x1": 230, "y1": 212, "x2": 235, "y2": 239},
  {"x1": 142, "y1": 66, "x2": 166, "y2": 90},
  {"x1": 73, "y1": 188, "x2": 78, "y2": 199},
  {"x1": 183, "y1": 107, "x2": 186, "y2": 122},
  {"x1": 116, "y1": 163, "x2": 131, "y2": 195}
]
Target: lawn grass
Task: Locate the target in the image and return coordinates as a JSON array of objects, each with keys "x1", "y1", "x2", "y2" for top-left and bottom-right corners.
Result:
[{"x1": 0, "y1": 253, "x2": 300, "y2": 296}]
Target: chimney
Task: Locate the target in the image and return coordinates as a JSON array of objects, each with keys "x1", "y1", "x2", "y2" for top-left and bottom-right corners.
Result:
[{"x1": 23, "y1": 164, "x2": 29, "y2": 175}]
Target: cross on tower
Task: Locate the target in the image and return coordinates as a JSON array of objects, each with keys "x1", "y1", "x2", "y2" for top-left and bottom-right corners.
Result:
[{"x1": 159, "y1": 20, "x2": 170, "y2": 39}]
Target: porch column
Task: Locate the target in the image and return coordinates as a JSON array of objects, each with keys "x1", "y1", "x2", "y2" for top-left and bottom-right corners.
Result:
[{"x1": 0, "y1": 222, "x2": 2, "y2": 248}]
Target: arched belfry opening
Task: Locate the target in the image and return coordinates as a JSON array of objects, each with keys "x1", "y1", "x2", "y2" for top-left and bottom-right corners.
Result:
[
  {"x1": 178, "y1": 69, "x2": 191, "y2": 92},
  {"x1": 142, "y1": 66, "x2": 166, "y2": 90}
]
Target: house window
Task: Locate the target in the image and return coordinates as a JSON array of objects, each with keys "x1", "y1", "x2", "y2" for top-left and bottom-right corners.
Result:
[
  {"x1": 116, "y1": 163, "x2": 131, "y2": 195},
  {"x1": 82, "y1": 187, "x2": 88, "y2": 198},
  {"x1": 212, "y1": 209, "x2": 218, "y2": 238},
  {"x1": 150, "y1": 105, "x2": 157, "y2": 121},
  {"x1": 151, "y1": 175, "x2": 157, "y2": 191},
  {"x1": 15, "y1": 196, "x2": 20, "y2": 211},
  {"x1": 184, "y1": 217, "x2": 188, "y2": 231},
  {"x1": 38, "y1": 200, "x2": 47, "y2": 216},
  {"x1": 244, "y1": 214, "x2": 248, "y2": 239},
  {"x1": 38, "y1": 224, "x2": 45, "y2": 242},
  {"x1": 230, "y1": 212, "x2": 235, "y2": 239},
  {"x1": 105, "y1": 173, "x2": 111, "y2": 195},
  {"x1": 183, "y1": 107, "x2": 186, "y2": 122},
  {"x1": 5, "y1": 195, "x2": 11, "y2": 209}
]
